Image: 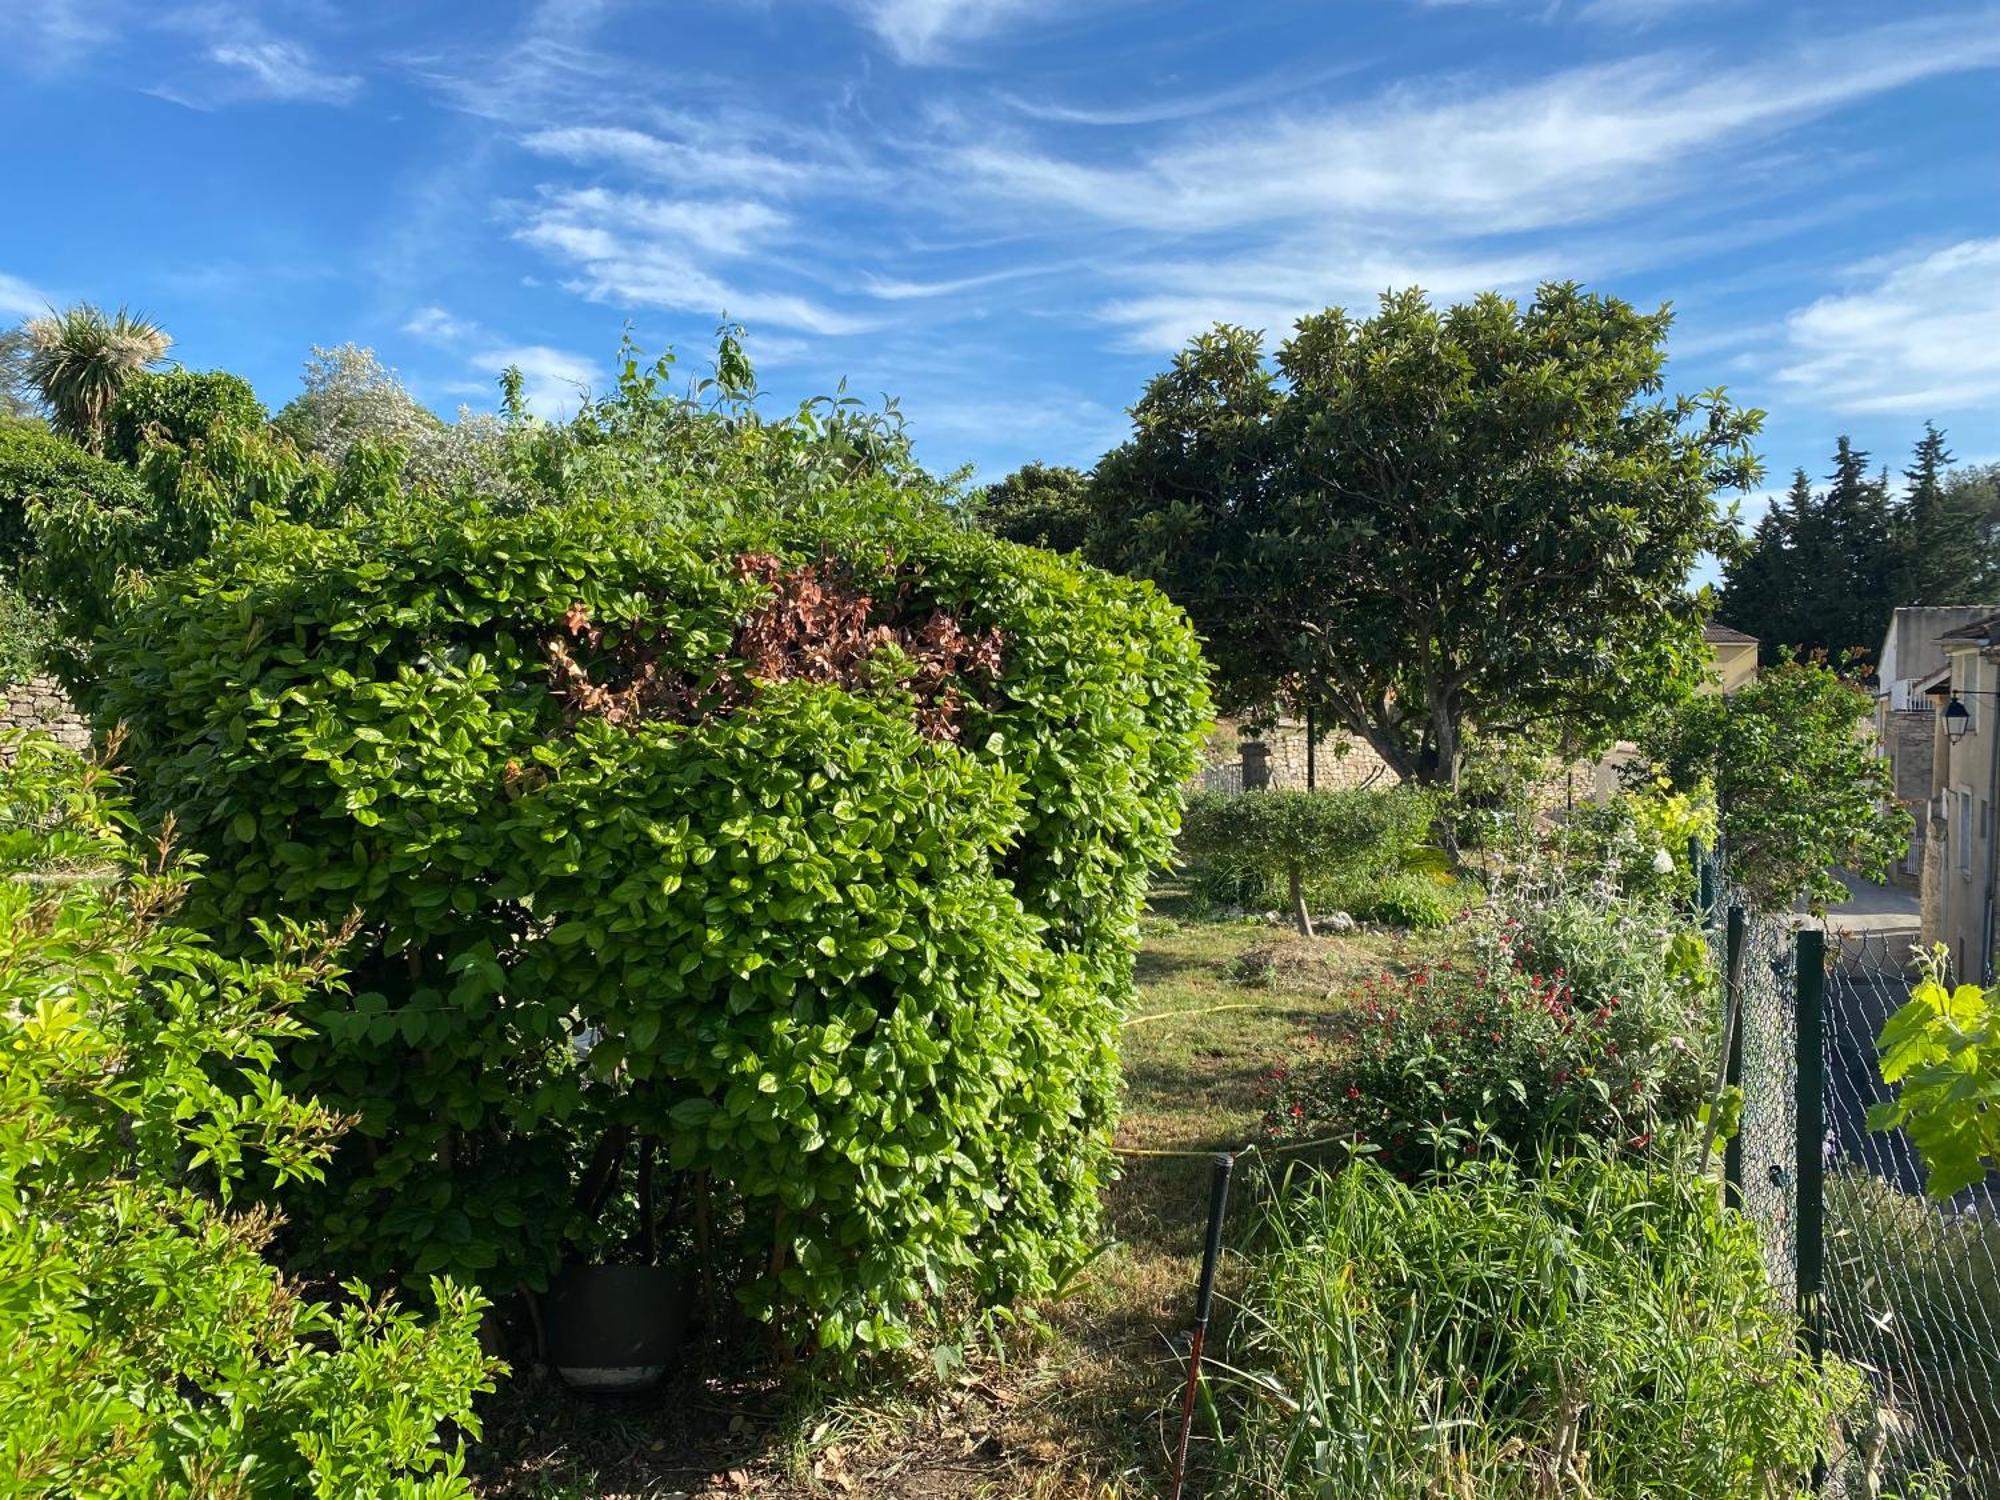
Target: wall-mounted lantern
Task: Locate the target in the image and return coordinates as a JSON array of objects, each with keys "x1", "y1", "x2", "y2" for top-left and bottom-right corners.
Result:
[{"x1": 1946, "y1": 696, "x2": 1973, "y2": 744}]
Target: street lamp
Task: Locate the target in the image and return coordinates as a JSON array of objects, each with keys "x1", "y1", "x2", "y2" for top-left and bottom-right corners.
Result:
[{"x1": 1947, "y1": 696, "x2": 1973, "y2": 744}]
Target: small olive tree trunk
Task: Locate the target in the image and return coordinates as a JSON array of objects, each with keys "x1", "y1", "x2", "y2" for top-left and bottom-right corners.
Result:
[{"x1": 1288, "y1": 861, "x2": 1314, "y2": 938}]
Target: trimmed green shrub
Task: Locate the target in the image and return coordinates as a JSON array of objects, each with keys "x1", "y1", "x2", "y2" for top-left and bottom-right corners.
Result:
[
  {"x1": 86, "y1": 496, "x2": 1210, "y2": 1353},
  {"x1": 0, "y1": 735, "x2": 497, "y2": 1497},
  {"x1": 1180, "y1": 786, "x2": 1443, "y2": 934},
  {"x1": 1213, "y1": 1154, "x2": 1857, "y2": 1498},
  {"x1": 1348, "y1": 870, "x2": 1458, "y2": 930}
]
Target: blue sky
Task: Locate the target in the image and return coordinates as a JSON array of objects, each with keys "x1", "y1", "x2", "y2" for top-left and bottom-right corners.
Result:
[{"x1": 2, "y1": 0, "x2": 1997, "y2": 525}]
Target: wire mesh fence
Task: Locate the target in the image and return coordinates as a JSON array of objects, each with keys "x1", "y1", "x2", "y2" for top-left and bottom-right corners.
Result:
[{"x1": 1712, "y1": 882, "x2": 2000, "y2": 1498}]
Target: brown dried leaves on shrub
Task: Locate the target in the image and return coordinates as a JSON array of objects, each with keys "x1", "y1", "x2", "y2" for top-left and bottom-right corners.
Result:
[{"x1": 546, "y1": 553, "x2": 1003, "y2": 741}]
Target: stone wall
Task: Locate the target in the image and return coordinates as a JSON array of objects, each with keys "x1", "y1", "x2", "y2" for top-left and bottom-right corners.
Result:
[
  {"x1": 0, "y1": 674, "x2": 89, "y2": 754},
  {"x1": 1251, "y1": 717, "x2": 1396, "y2": 791},
  {"x1": 1883, "y1": 709, "x2": 1935, "y2": 887}
]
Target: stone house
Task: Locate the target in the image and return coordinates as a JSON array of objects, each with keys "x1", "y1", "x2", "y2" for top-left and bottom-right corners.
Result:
[
  {"x1": 1872, "y1": 606, "x2": 2000, "y2": 889},
  {"x1": 1917, "y1": 612, "x2": 2000, "y2": 981}
]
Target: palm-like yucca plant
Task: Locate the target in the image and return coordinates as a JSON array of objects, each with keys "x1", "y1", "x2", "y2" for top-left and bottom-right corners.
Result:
[{"x1": 20, "y1": 304, "x2": 172, "y2": 449}]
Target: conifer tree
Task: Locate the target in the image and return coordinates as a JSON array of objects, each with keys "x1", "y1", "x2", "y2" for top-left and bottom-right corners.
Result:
[{"x1": 1892, "y1": 423, "x2": 1994, "y2": 606}]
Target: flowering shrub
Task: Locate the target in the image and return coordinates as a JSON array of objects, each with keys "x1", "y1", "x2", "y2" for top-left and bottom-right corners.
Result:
[{"x1": 1269, "y1": 930, "x2": 1706, "y2": 1175}]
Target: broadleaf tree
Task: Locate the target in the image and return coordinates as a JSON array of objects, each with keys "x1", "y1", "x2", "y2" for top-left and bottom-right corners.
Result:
[
  {"x1": 964, "y1": 462, "x2": 1095, "y2": 553},
  {"x1": 1634, "y1": 654, "x2": 1908, "y2": 912},
  {"x1": 1090, "y1": 284, "x2": 1759, "y2": 787}
]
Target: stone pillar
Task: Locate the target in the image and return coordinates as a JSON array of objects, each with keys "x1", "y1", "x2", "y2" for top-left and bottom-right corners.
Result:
[
  {"x1": 1919, "y1": 803, "x2": 1946, "y2": 952},
  {"x1": 1240, "y1": 740, "x2": 1271, "y2": 791}
]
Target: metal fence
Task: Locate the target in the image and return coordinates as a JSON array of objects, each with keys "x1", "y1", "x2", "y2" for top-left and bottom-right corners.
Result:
[
  {"x1": 1710, "y1": 889, "x2": 2000, "y2": 1497},
  {"x1": 1193, "y1": 759, "x2": 1246, "y2": 795}
]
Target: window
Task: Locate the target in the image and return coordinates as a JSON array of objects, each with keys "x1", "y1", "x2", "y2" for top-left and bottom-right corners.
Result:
[{"x1": 1959, "y1": 791, "x2": 1974, "y2": 877}]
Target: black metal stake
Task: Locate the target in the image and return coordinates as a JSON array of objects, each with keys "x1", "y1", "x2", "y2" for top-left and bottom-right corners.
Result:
[{"x1": 1169, "y1": 1153, "x2": 1234, "y2": 1500}]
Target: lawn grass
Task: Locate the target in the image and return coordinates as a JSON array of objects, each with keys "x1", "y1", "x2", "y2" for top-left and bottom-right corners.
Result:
[{"x1": 468, "y1": 894, "x2": 1416, "y2": 1499}]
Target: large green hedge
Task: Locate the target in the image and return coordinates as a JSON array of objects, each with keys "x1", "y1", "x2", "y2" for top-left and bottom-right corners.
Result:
[
  {"x1": 87, "y1": 497, "x2": 1209, "y2": 1352},
  {"x1": 105, "y1": 369, "x2": 269, "y2": 464}
]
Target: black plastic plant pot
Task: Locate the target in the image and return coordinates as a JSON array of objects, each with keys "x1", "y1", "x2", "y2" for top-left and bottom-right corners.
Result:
[{"x1": 544, "y1": 1264, "x2": 694, "y2": 1393}]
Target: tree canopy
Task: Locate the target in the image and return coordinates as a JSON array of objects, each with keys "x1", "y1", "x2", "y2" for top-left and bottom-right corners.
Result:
[
  {"x1": 12, "y1": 304, "x2": 171, "y2": 451},
  {"x1": 1091, "y1": 283, "x2": 1757, "y2": 786},
  {"x1": 1635, "y1": 655, "x2": 1908, "y2": 911},
  {"x1": 964, "y1": 462, "x2": 1094, "y2": 553}
]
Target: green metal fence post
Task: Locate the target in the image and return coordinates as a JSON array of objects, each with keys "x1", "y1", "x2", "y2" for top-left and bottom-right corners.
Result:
[
  {"x1": 1722, "y1": 906, "x2": 1746, "y2": 1211},
  {"x1": 1795, "y1": 927, "x2": 1826, "y2": 1367},
  {"x1": 1693, "y1": 836, "x2": 1716, "y2": 926}
]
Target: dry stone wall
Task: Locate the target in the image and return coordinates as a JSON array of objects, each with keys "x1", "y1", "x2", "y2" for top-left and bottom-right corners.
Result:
[{"x1": 1, "y1": 674, "x2": 89, "y2": 753}]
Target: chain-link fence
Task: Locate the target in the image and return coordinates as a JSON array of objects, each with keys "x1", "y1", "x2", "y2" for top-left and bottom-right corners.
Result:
[{"x1": 1711, "y1": 885, "x2": 2000, "y2": 1497}]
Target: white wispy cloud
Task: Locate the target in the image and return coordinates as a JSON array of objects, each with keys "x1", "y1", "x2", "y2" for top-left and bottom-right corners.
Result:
[
  {"x1": 403, "y1": 305, "x2": 481, "y2": 343},
  {"x1": 521, "y1": 124, "x2": 842, "y2": 194},
  {"x1": 1778, "y1": 239, "x2": 2000, "y2": 416},
  {"x1": 0, "y1": 271, "x2": 49, "y2": 320},
  {"x1": 993, "y1": 59, "x2": 1375, "y2": 127},
  {"x1": 514, "y1": 186, "x2": 868, "y2": 335},
  {"x1": 1576, "y1": 0, "x2": 1727, "y2": 28},
  {"x1": 850, "y1": 0, "x2": 1051, "y2": 63},
  {"x1": 205, "y1": 36, "x2": 361, "y2": 104},
  {"x1": 0, "y1": 0, "x2": 120, "y2": 67},
  {"x1": 472, "y1": 343, "x2": 603, "y2": 418},
  {"x1": 1096, "y1": 241, "x2": 1564, "y2": 350},
  {"x1": 957, "y1": 15, "x2": 2000, "y2": 237},
  {"x1": 909, "y1": 12, "x2": 2000, "y2": 351}
]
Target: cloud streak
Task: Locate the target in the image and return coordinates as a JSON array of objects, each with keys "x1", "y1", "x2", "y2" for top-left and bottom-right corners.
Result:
[
  {"x1": 205, "y1": 36, "x2": 361, "y2": 104},
  {"x1": 0, "y1": 271, "x2": 49, "y2": 320},
  {"x1": 956, "y1": 16, "x2": 2000, "y2": 237},
  {"x1": 1778, "y1": 239, "x2": 2000, "y2": 416},
  {"x1": 513, "y1": 186, "x2": 869, "y2": 335},
  {"x1": 848, "y1": 0, "x2": 1052, "y2": 63}
]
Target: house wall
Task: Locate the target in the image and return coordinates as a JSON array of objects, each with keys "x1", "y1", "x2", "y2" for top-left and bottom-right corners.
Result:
[
  {"x1": 1705, "y1": 641, "x2": 1759, "y2": 697},
  {"x1": 1925, "y1": 646, "x2": 2000, "y2": 981},
  {"x1": 1252, "y1": 719, "x2": 1396, "y2": 791},
  {"x1": 1883, "y1": 709, "x2": 1936, "y2": 887},
  {"x1": 1878, "y1": 606, "x2": 2000, "y2": 710}
]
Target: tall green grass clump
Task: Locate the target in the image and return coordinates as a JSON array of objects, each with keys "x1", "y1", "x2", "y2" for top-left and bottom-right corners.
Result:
[
  {"x1": 1211, "y1": 1155, "x2": 1855, "y2": 1499},
  {"x1": 1825, "y1": 1173, "x2": 2000, "y2": 1491}
]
